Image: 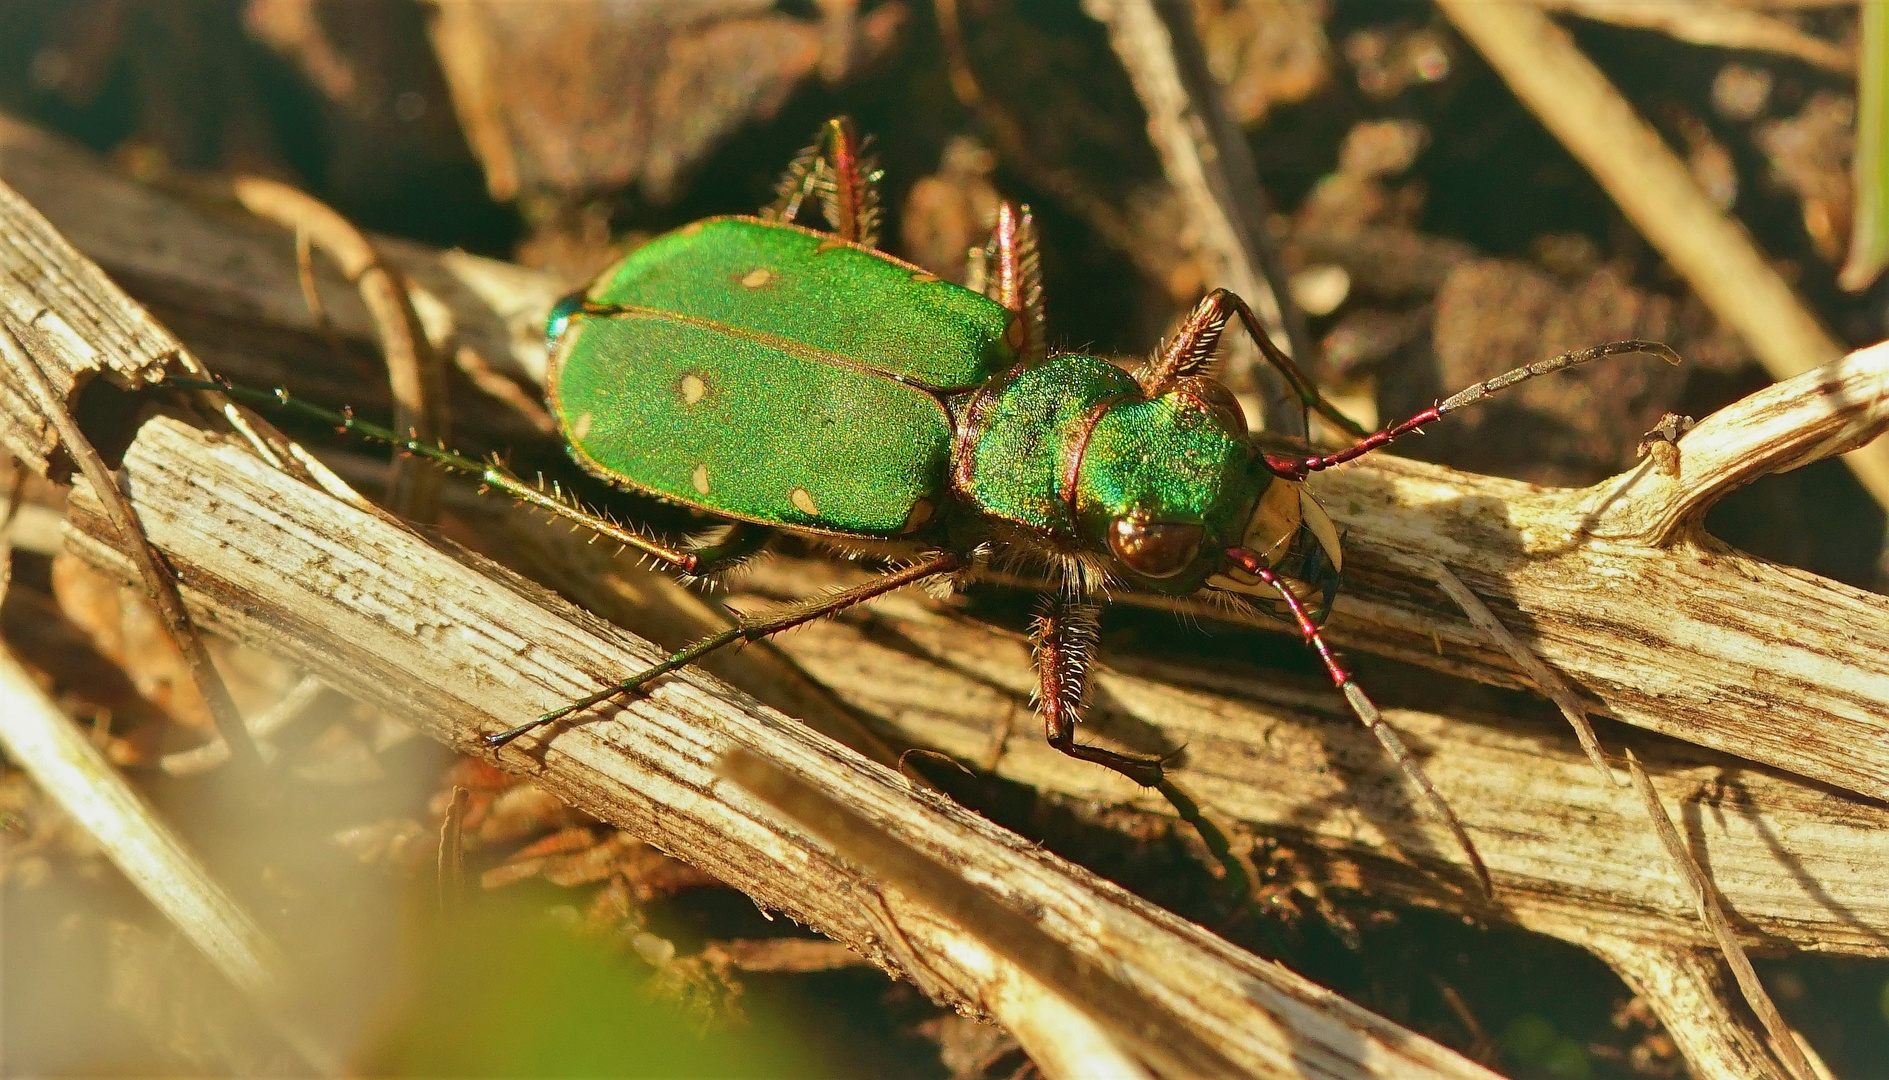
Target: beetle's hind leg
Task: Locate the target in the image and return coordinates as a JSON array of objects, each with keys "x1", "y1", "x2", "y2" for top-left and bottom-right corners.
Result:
[
  {"x1": 484, "y1": 551, "x2": 962, "y2": 749},
  {"x1": 764, "y1": 117, "x2": 883, "y2": 247},
  {"x1": 1031, "y1": 596, "x2": 1169, "y2": 787}
]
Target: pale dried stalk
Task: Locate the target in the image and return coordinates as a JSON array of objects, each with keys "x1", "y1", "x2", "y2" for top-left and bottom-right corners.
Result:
[
  {"x1": 1587, "y1": 939, "x2": 1791, "y2": 1080},
  {"x1": 1411, "y1": 553, "x2": 1612, "y2": 783},
  {"x1": 1530, "y1": 0, "x2": 1854, "y2": 72},
  {"x1": 0, "y1": 314, "x2": 260, "y2": 770},
  {"x1": 229, "y1": 176, "x2": 447, "y2": 523},
  {"x1": 1625, "y1": 750, "x2": 1818, "y2": 1080},
  {"x1": 1413, "y1": 554, "x2": 1809, "y2": 1079},
  {"x1": 724, "y1": 749, "x2": 1166, "y2": 1080},
  {"x1": 1840, "y1": 0, "x2": 1887, "y2": 292},
  {"x1": 62, "y1": 416, "x2": 1498, "y2": 1080},
  {"x1": 1434, "y1": 0, "x2": 1889, "y2": 510},
  {"x1": 0, "y1": 645, "x2": 331, "y2": 1073}
]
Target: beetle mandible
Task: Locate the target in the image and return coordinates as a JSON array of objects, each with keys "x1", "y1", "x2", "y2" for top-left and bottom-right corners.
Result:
[{"x1": 472, "y1": 119, "x2": 1675, "y2": 888}]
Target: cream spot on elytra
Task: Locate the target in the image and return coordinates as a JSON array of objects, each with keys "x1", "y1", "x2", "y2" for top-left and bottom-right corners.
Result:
[
  {"x1": 680, "y1": 374, "x2": 707, "y2": 404},
  {"x1": 572, "y1": 412, "x2": 592, "y2": 440},
  {"x1": 790, "y1": 487, "x2": 819, "y2": 516},
  {"x1": 740, "y1": 267, "x2": 774, "y2": 289},
  {"x1": 691, "y1": 463, "x2": 710, "y2": 495}
]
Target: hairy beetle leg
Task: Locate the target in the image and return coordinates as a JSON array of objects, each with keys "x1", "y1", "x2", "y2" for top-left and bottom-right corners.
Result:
[
  {"x1": 1153, "y1": 288, "x2": 1370, "y2": 439},
  {"x1": 979, "y1": 202, "x2": 1047, "y2": 364},
  {"x1": 169, "y1": 377, "x2": 705, "y2": 575},
  {"x1": 1031, "y1": 596, "x2": 1170, "y2": 788},
  {"x1": 764, "y1": 116, "x2": 883, "y2": 247}
]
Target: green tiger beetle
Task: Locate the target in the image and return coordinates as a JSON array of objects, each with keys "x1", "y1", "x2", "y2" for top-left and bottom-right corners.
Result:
[{"x1": 191, "y1": 119, "x2": 1677, "y2": 891}]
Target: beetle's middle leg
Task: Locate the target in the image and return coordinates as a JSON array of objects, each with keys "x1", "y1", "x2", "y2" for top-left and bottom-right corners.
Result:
[
  {"x1": 975, "y1": 202, "x2": 1047, "y2": 363},
  {"x1": 764, "y1": 117, "x2": 882, "y2": 247},
  {"x1": 484, "y1": 551, "x2": 962, "y2": 748},
  {"x1": 1031, "y1": 596, "x2": 1168, "y2": 787}
]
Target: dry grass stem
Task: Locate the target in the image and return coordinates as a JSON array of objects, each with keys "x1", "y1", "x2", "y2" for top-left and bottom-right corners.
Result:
[
  {"x1": 1412, "y1": 551, "x2": 1818, "y2": 1077},
  {"x1": 438, "y1": 784, "x2": 470, "y2": 912},
  {"x1": 1588, "y1": 938, "x2": 1796, "y2": 1080},
  {"x1": 230, "y1": 176, "x2": 447, "y2": 523},
  {"x1": 0, "y1": 314, "x2": 261, "y2": 769},
  {"x1": 1434, "y1": 0, "x2": 1889, "y2": 510},
  {"x1": 1411, "y1": 553, "x2": 1613, "y2": 784},
  {"x1": 1531, "y1": 0, "x2": 1855, "y2": 72},
  {"x1": 723, "y1": 749, "x2": 1173, "y2": 1080},
  {"x1": 1624, "y1": 749, "x2": 1819, "y2": 1080},
  {"x1": 1840, "y1": 0, "x2": 1887, "y2": 291}
]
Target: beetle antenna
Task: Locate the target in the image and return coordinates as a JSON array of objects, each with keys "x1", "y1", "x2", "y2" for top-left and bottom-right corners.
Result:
[
  {"x1": 1265, "y1": 340, "x2": 1680, "y2": 481},
  {"x1": 1225, "y1": 547, "x2": 1493, "y2": 898}
]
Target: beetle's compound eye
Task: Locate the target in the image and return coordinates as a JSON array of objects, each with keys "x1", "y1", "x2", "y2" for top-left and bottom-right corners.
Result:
[
  {"x1": 1108, "y1": 517, "x2": 1203, "y2": 579},
  {"x1": 546, "y1": 290, "x2": 589, "y2": 354}
]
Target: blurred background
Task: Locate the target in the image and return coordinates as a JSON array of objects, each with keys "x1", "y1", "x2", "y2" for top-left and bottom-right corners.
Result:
[{"x1": 0, "y1": 0, "x2": 1885, "y2": 1077}]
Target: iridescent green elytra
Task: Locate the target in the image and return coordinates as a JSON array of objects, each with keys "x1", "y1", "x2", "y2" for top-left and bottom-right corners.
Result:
[
  {"x1": 551, "y1": 216, "x2": 1016, "y2": 538},
  {"x1": 549, "y1": 216, "x2": 1280, "y2": 599}
]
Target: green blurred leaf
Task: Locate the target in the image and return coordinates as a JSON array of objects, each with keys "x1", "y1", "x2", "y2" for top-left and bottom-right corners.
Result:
[
  {"x1": 1500, "y1": 1014, "x2": 1559, "y2": 1063},
  {"x1": 1540, "y1": 1036, "x2": 1591, "y2": 1080},
  {"x1": 354, "y1": 903, "x2": 820, "y2": 1078}
]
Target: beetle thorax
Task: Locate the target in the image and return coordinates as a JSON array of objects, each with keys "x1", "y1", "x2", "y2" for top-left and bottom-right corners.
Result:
[{"x1": 949, "y1": 354, "x2": 1267, "y2": 594}]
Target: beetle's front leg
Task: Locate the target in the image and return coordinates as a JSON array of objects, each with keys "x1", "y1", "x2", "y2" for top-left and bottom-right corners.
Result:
[
  {"x1": 764, "y1": 117, "x2": 882, "y2": 247},
  {"x1": 1031, "y1": 596, "x2": 1167, "y2": 787},
  {"x1": 1147, "y1": 289, "x2": 1369, "y2": 439}
]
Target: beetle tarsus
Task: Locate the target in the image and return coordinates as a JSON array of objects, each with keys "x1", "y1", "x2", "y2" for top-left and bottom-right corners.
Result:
[{"x1": 482, "y1": 719, "x2": 545, "y2": 749}]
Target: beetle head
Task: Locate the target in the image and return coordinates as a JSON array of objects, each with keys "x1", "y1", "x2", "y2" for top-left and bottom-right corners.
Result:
[{"x1": 1074, "y1": 377, "x2": 1268, "y2": 594}]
